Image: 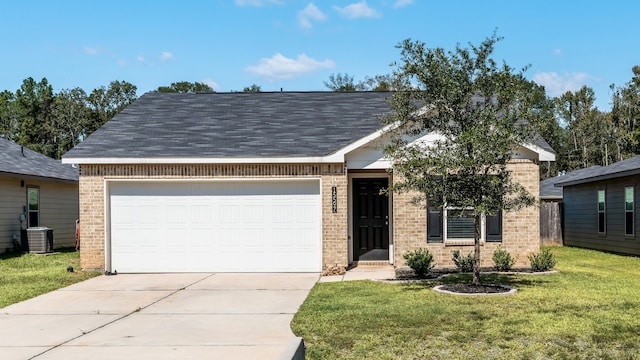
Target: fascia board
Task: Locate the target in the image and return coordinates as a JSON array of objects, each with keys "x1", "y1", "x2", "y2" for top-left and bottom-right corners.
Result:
[
  {"x1": 520, "y1": 143, "x2": 556, "y2": 162},
  {"x1": 62, "y1": 156, "x2": 336, "y2": 165}
]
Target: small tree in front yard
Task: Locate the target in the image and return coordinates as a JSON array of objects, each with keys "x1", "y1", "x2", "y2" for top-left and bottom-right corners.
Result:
[{"x1": 383, "y1": 33, "x2": 543, "y2": 285}]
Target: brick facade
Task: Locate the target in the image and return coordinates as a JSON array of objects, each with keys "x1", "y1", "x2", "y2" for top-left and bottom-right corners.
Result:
[
  {"x1": 78, "y1": 163, "x2": 348, "y2": 271},
  {"x1": 79, "y1": 160, "x2": 540, "y2": 271},
  {"x1": 392, "y1": 159, "x2": 540, "y2": 268}
]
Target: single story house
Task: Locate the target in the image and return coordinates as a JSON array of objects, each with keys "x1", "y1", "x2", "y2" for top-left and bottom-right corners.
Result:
[
  {"x1": 557, "y1": 156, "x2": 640, "y2": 256},
  {"x1": 0, "y1": 138, "x2": 79, "y2": 252},
  {"x1": 539, "y1": 166, "x2": 601, "y2": 245},
  {"x1": 62, "y1": 92, "x2": 554, "y2": 273}
]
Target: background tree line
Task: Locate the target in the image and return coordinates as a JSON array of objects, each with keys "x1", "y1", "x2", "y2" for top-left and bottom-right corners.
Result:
[
  {"x1": 0, "y1": 79, "x2": 262, "y2": 160},
  {"x1": 2, "y1": 69, "x2": 639, "y2": 176},
  {"x1": 0, "y1": 78, "x2": 137, "y2": 159}
]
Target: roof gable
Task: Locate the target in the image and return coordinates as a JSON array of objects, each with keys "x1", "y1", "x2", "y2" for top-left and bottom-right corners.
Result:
[{"x1": 0, "y1": 138, "x2": 78, "y2": 182}]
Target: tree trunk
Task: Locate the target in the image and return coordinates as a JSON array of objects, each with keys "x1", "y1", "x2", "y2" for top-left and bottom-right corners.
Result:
[{"x1": 472, "y1": 215, "x2": 481, "y2": 286}]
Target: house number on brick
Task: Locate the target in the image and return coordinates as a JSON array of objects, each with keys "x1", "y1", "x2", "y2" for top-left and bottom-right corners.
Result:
[{"x1": 332, "y1": 186, "x2": 337, "y2": 213}]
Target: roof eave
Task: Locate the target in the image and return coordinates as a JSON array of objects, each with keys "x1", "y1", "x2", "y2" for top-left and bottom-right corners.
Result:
[
  {"x1": 62, "y1": 156, "x2": 343, "y2": 165},
  {"x1": 557, "y1": 168, "x2": 640, "y2": 187},
  {"x1": 0, "y1": 171, "x2": 79, "y2": 184}
]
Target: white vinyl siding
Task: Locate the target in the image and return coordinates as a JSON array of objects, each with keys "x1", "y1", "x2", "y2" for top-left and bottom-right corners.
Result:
[{"x1": 0, "y1": 177, "x2": 79, "y2": 251}]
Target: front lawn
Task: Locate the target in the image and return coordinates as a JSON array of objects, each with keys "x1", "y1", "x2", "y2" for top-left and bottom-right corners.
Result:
[
  {"x1": 0, "y1": 249, "x2": 100, "y2": 308},
  {"x1": 292, "y1": 247, "x2": 640, "y2": 359}
]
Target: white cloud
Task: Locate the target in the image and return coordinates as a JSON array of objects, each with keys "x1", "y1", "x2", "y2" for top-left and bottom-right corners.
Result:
[
  {"x1": 137, "y1": 55, "x2": 147, "y2": 63},
  {"x1": 298, "y1": 3, "x2": 327, "y2": 29},
  {"x1": 393, "y1": 0, "x2": 414, "y2": 8},
  {"x1": 83, "y1": 46, "x2": 103, "y2": 55},
  {"x1": 235, "y1": 0, "x2": 282, "y2": 6},
  {"x1": 532, "y1": 72, "x2": 591, "y2": 97},
  {"x1": 553, "y1": 49, "x2": 563, "y2": 57},
  {"x1": 334, "y1": 1, "x2": 381, "y2": 19},
  {"x1": 160, "y1": 51, "x2": 174, "y2": 60},
  {"x1": 245, "y1": 53, "x2": 336, "y2": 80},
  {"x1": 202, "y1": 79, "x2": 221, "y2": 91}
]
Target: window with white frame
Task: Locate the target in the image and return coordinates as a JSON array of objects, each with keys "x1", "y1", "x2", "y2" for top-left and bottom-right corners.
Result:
[{"x1": 625, "y1": 186, "x2": 634, "y2": 236}]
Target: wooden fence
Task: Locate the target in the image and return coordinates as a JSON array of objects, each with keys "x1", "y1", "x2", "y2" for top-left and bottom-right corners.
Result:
[{"x1": 540, "y1": 201, "x2": 563, "y2": 246}]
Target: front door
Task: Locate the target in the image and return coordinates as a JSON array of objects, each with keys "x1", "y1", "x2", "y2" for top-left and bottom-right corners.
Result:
[{"x1": 353, "y1": 178, "x2": 389, "y2": 261}]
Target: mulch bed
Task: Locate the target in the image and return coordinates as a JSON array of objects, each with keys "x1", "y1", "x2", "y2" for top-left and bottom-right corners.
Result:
[{"x1": 438, "y1": 283, "x2": 512, "y2": 294}]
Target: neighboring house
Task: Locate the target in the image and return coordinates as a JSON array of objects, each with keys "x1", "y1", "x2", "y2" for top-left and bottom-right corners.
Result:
[
  {"x1": 557, "y1": 156, "x2": 640, "y2": 256},
  {"x1": 539, "y1": 166, "x2": 601, "y2": 245},
  {"x1": 0, "y1": 138, "x2": 79, "y2": 252},
  {"x1": 62, "y1": 92, "x2": 554, "y2": 273}
]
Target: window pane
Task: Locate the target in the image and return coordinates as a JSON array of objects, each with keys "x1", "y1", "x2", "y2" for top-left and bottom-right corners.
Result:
[
  {"x1": 447, "y1": 210, "x2": 475, "y2": 238},
  {"x1": 598, "y1": 213, "x2": 605, "y2": 233},
  {"x1": 28, "y1": 188, "x2": 39, "y2": 211},
  {"x1": 626, "y1": 212, "x2": 634, "y2": 235},
  {"x1": 29, "y1": 212, "x2": 39, "y2": 227},
  {"x1": 626, "y1": 187, "x2": 634, "y2": 211},
  {"x1": 598, "y1": 190, "x2": 605, "y2": 211}
]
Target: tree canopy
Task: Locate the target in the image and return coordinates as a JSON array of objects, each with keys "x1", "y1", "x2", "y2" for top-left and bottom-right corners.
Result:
[
  {"x1": 383, "y1": 34, "x2": 540, "y2": 285},
  {"x1": 156, "y1": 81, "x2": 215, "y2": 93},
  {"x1": 323, "y1": 73, "x2": 395, "y2": 92},
  {"x1": 243, "y1": 84, "x2": 262, "y2": 93}
]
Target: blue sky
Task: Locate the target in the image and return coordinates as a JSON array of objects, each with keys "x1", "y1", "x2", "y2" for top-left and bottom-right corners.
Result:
[{"x1": 2, "y1": 0, "x2": 638, "y2": 111}]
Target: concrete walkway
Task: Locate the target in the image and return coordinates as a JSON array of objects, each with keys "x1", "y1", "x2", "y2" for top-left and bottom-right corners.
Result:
[
  {"x1": 319, "y1": 265, "x2": 396, "y2": 282},
  {"x1": 0, "y1": 273, "x2": 318, "y2": 360}
]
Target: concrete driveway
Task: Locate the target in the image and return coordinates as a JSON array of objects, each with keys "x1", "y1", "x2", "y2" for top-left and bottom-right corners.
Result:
[{"x1": 0, "y1": 273, "x2": 319, "y2": 360}]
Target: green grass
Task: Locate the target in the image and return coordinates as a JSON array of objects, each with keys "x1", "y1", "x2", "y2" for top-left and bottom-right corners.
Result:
[
  {"x1": 0, "y1": 249, "x2": 100, "y2": 308},
  {"x1": 292, "y1": 247, "x2": 640, "y2": 359}
]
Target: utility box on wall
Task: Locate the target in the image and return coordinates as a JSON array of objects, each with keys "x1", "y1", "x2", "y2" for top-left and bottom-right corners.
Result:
[{"x1": 26, "y1": 227, "x2": 53, "y2": 253}]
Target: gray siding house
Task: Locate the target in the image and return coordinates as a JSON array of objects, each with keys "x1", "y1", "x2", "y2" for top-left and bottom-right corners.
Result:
[
  {"x1": 558, "y1": 156, "x2": 640, "y2": 255},
  {"x1": 539, "y1": 166, "x2": 601, "y2": 245}
]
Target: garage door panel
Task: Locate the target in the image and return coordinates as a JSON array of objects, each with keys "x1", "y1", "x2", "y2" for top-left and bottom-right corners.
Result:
[{"x1": 110, "y1": 180, "x2": 321, "y2": 272}]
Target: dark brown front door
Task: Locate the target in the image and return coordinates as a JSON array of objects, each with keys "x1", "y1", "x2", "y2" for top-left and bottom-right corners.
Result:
[{"x1": 353, "y1": 178, "x2": 389, "y2": 261}]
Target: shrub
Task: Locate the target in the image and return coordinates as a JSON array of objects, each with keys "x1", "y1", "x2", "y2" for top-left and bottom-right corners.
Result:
[
  {"x1": 403, "y1": 248, "x2": 434, "y2": 278},
  {"x1": 529, "y1": 248, "x2": 557, "y2": 272},
  {"x1": 493, "y1": 246, "x2": 516, "y2": 272},
  {"x1": 452, "y1": 250, "x2": 475, "y2": 273}
]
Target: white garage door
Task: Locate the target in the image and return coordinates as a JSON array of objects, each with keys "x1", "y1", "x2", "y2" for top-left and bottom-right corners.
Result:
[{"x1": 108, "y1": 180, "x2": 321, "y2": 273}]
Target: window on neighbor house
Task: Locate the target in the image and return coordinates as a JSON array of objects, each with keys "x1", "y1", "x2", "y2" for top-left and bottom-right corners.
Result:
[
  {"x1": 597, "y1": 189, "x2": 606, "y2": 234},
  {"x1": 426, "y1": 203, "x2": 502, "y2": 243},
  {"x1": 27, "y1": 186, "x2": 39, "y2": 228},
  {"x1": 625, "y1": 186, "x2": 634, "y2": 236}
]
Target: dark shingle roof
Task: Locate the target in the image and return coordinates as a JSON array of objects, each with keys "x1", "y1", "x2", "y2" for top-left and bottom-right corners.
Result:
[
  {"x1": 63, "y1": 92, "x2": 392, "y2": 159},
  {"x1": 0, "y1": 138, "x2": 78, "y2": 182},
  {"x1": 555, "y1": 155, "x2": 640, "y2": 187},
  {"x1": 540, "y1": 166, "x2": 602, "y2": 199}
]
